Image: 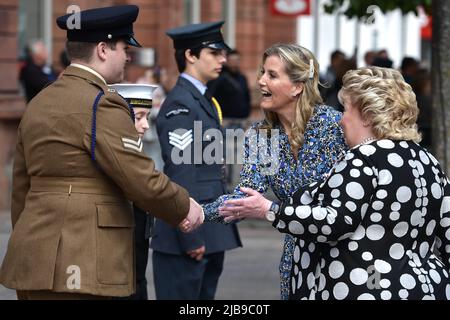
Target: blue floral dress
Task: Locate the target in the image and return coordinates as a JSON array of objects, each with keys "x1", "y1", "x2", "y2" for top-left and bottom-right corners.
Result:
[{"x1": 204, "y1": 105, "x2": 347, "y2": 299}]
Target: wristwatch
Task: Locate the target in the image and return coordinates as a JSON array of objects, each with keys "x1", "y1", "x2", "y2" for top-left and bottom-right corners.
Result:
[{"x1": 266, "y1": 201, "x2": 280, "y2": 222}]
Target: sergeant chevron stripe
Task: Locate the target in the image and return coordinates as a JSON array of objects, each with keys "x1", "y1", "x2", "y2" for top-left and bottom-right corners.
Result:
[
  {"x1": 121, "y1": 137, "x2": 143, "y2": 152},
  {"x1": 169, "y1": 130, "x2": 193, "y2": 151}
]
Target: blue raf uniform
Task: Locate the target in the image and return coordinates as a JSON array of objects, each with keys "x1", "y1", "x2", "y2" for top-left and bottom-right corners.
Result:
[{"x1": 151, "y1": 21, "x2": 242, "y2": 300}]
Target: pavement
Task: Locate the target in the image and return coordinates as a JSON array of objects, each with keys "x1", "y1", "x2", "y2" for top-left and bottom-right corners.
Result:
[
  {"x1": 0, "y1": 211, "x2": 15, "y2": 300},
  {"x1": 0, "y1": 210, "x2": 283, "y2": 300}
]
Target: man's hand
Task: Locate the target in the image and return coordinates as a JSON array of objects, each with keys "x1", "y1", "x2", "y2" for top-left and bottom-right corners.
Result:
[
  {"x1": 187, "y1": 245, "x2": 206, "y2": 261},
  {"x1": 178, "y1": 197, "x2": 204, "y2": 233}
]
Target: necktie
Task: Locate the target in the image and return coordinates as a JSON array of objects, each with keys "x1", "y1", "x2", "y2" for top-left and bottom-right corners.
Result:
[{"x1": 204, "y1": 89, "x2": 223, "y2": 125}]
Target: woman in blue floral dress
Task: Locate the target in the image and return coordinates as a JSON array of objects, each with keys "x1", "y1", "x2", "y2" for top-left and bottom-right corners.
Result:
[{"x1": 203, "y1": 43, "x2": 347, "y2": 299}]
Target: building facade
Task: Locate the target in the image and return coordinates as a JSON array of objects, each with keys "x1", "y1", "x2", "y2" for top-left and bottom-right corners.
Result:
[
  {"x1": 0, "y1": 0, "x2": 428, "y2": 210},
  {"x1": 0, "y1": 0, "x2": 297, "y2": 210},
  {"x1": 0, "y1": 0, "x2": 25, "y2": 211}
]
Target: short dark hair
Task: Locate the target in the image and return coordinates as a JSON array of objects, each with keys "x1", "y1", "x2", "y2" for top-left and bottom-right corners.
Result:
[
  {"x1": 331, "y1": 50, "x2": 345, "y2": 61},
  {"x1": 401, "y1": 57, "x2": 418, "y2": 71},
  {"x1": 66, "y1": 40, "x2": 118, "y2": 63},
  {"x1": 372, "y1": 57, "x2": 393, "y2": 68},
  {"x1": 60, "y1": 49, "x2": 71, "y2": 68},
  {"x1": 174, "y1": 46, "x2": 203, "y2": 73},
  {"x1": 227, "y1": 49, "x2": 239, "y2": 56}
]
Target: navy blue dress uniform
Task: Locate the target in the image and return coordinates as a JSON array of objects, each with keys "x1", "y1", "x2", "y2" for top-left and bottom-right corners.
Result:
[
  {"x1": 0, "y1": 6, "x2": 191, "y2": 299},
  {"x1": 109, "y1": 84, "x2": 158, "y2": 300},
  {"x1": 151, "y1": 21, "x2": 242, "y2": 300}
]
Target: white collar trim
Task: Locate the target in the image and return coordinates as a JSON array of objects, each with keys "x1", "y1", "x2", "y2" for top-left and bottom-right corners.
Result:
[{"x1": 70, "y1": 63, "x2": 107, "y2": 84}]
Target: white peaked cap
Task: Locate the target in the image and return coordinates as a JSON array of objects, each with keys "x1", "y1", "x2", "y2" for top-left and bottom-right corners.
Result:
[{"x1": 109, "y1": 83, "x2": 158, "y2": 101}]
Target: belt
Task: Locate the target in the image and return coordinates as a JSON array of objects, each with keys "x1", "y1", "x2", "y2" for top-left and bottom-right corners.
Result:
[{"x1": 30, "y1": 176, "x2": 123, "y2": 196}]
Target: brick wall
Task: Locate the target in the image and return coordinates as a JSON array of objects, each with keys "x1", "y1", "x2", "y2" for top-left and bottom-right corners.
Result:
[
  {"x1": 130, "y1": 0, "x2": 184, "y2": 87},
  {"x1": 264, "y1": 10, "x2": 297, "y2": 48},
  {"x1": 0, "y1": 0, "x2": 25, "y2": 210},
  {"x1": 0, "y1": 0, "x2": 19, "y2": 93},
  {"x1": 52, "y1": 0, "x2": 296, "y2": 96},
  {"x1": 201, "y1": 0, "x2": 223, "y2": 22},
  {"x1": 0, "y1": 0, "x2": 298, "y2": 209}
]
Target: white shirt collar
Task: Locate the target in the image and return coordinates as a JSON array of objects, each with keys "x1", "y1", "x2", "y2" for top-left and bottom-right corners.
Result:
[{"x1": 70, "y1": 63, "x2": 107, "y2": 84}]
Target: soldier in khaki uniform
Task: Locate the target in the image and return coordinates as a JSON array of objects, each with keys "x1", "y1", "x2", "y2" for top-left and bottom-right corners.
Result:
[{"x1": 0, "y1": 5, "x2": 203, "y2": 300}]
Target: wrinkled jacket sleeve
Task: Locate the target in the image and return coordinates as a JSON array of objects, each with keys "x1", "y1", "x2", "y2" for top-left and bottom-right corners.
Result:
[
  {"x1": 203, "y1": 125, "x2": 271, "y2": 223},
  {"x1": 274, "y1": 148, "x2": 375, "y2": 243},
  {"x1": 83, "y1": 94, "x2": 190, "y2": 227},
  {"x1": 11, "y1": 126, "x2": 30, "y2": 228}
]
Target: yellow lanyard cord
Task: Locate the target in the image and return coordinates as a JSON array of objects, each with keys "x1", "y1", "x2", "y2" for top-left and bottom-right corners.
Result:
[{"x1": 211, "y1": 97, "x2": 223, "y2": 125}]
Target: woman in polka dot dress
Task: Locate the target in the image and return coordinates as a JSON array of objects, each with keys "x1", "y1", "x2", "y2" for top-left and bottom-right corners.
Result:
[
  {"x1": 203, "y1": 44, "x2": 347, "y2": 299},
  {"x1": 221, "y1": 67, "x2": 450, "y2": 300}
]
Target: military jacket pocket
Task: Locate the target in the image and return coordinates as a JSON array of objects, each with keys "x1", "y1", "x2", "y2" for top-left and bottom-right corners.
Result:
[{"x1": 96, "y1": 203, "x2": 133, "y2": 285}]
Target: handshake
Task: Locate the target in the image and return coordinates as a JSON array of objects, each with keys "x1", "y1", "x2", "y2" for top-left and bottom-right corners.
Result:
[{"x1": 178, "y1": 197, "x2": 204, "y2": 233}]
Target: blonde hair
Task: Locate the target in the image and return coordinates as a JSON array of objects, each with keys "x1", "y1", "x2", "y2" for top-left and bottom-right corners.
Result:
[
  {"x1": 258, "y1": 44, "x2": 323, "y2": 151},
  {"x1": 338, "y1": 67, "x2": 421, "y2": 143}
]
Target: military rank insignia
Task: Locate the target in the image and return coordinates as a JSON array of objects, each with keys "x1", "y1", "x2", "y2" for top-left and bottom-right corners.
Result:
[
  {"x1": 168, "y1": 130, "x2": 193, "y2": 151},
  {"x1": 165, "y1": 108, "x2": 189, "y2": 118},
  {"x1": 121, "y1": 137, "x2": 143, "y2": 152}
]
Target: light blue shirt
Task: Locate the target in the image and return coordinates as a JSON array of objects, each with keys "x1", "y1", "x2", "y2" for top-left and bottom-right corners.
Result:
[{"x1": 180, "y1": 73, "x2": 207, "y2": 95}]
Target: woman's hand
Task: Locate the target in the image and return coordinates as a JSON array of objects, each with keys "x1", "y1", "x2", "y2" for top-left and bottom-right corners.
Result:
[{"x1": 219, "y1": 187, "x2": 272, "y2": 222}]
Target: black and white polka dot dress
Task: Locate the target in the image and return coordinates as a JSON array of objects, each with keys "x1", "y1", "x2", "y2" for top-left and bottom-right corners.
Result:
[{"x1": 274, "y1": 139, "x2": 450, "y2": 300}]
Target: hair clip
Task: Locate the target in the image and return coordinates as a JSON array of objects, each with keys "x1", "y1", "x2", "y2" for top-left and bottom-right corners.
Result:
[{"x1": 309, "y1": 59, "x2": 314, "y2": 79}]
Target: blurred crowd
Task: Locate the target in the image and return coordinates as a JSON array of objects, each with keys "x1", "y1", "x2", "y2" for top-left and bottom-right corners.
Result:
[
  {"x1": 320, "y1": 48, "x2": 431, "y2": 149},
  {"x1": 17, "y1": 39, "x2": 432, "y2": 154}
]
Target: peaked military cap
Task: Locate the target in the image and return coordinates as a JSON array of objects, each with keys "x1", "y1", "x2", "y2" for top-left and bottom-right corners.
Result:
[
  {"x1": 109, "y1": 83, "x2": 158, "y2": 108},
  {"x1": 56, "y1": 5, "x2": 142, "y2": 47},
  {"x1": 166, "y1": 21, "x2": 230, "y2": 51}
]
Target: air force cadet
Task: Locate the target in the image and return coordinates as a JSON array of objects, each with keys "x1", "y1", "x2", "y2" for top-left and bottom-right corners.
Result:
[
  {"x1": 0, "y1": 5, "x2": 203, "y2": 300},
  {"x1": 152, "y1": 21, "x2": 242, "y2": 300}
]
